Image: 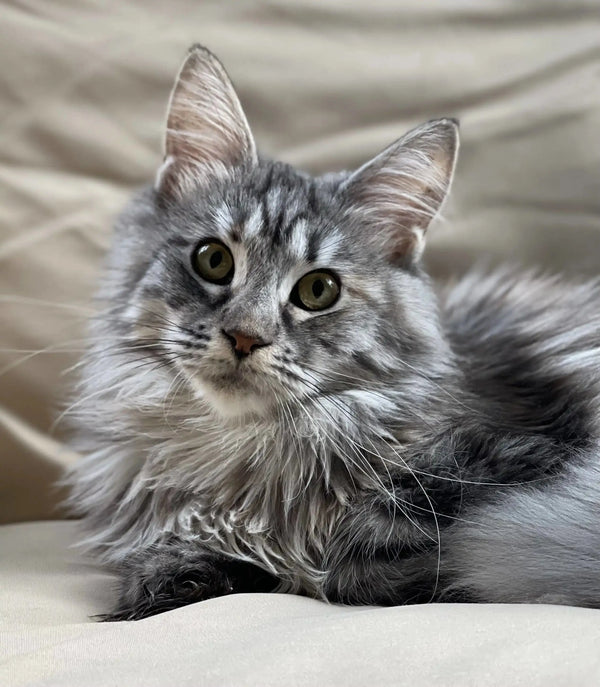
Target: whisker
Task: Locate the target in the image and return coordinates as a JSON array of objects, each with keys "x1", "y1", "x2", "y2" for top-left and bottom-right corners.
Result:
[{"x1": 272, "y1": 359, "x2": 437, "y2": 544}]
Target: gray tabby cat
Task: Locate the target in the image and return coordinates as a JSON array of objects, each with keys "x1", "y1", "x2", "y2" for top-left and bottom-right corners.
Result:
[{"x1": 68, "y1": 45, "x2": 600, "y2": 620}]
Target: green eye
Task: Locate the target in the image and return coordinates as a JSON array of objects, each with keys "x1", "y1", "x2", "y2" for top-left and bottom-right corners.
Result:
[
  {"x1": 193, "y1": 240, "x2": 234, "y2": 284},
  {"x1": 291, "y1": 270, "x2": 340, "y2": 311}
]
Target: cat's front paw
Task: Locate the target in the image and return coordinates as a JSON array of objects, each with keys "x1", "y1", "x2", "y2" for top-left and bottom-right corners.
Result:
[
  {"x1": 100, "y1": 554, "x2": 235, "y2": 621},
  {"x1": 99, "y1": 545, "x2": 278, "y2": 621}
]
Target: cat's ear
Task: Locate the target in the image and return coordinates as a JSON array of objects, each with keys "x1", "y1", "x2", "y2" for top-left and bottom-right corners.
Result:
[
  {"x1": 156, "y1": 45, "x2": 257, "y2": 199},
  {"x1": 342, "y1": 118, "x2": 459, "y2": 264}
]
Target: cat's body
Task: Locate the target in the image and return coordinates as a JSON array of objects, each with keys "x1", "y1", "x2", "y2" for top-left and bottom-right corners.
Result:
[{"x1": 68, "y1": 46, "x2": 600, "y2": 620}]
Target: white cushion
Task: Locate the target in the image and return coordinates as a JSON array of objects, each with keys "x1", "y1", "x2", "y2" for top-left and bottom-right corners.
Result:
[{"x1": 2, "y1": 521, "x2": 599, "y2": 686}]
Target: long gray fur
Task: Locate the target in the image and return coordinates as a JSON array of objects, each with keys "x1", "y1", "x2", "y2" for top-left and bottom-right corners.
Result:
[{"x1": 67, "y1": 45, "x2": 600, "y2": 620}]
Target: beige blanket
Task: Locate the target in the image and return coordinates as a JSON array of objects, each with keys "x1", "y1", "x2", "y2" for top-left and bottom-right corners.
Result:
[
  {"x1": 1, "y1": 1, "x2": 600, "y2": 683},
  {"x1": 3, "y1": 521, "x2": 600, "y2": 686}
]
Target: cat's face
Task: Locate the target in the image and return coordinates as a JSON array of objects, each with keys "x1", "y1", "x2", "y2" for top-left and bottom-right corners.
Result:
[{"x1": 106, "y1": 46, "x2": 458, "y2": 420}]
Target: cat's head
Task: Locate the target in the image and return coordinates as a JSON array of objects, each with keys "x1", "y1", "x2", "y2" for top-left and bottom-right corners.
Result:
[{"x1": 103, "y1": 45, "x2": 459, "y2": 421}]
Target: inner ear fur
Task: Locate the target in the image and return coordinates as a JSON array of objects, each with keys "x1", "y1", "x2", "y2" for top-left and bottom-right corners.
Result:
[
  {"x1": 342, "y1": 118, "x2": 459, "y2": 264},
  {"x1": 156, "y1": 44, "x2": 257, "y2": 200}
]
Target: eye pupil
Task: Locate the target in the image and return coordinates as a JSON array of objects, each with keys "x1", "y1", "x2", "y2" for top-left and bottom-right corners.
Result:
[
  {"x1": 312, "y1": 279, "x2": 324, "y2": 299},
  {"x1": 210, "y1": 252, "x2": 222, "y2": 268}
]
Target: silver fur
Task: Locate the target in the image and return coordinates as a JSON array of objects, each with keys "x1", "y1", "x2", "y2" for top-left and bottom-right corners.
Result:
[{"x1": 67, "y1": 45, "x2": 600, "y2": 619}]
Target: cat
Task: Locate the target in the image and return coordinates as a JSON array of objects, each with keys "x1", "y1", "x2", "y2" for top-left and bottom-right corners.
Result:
[{"x1": 67, "y1": 44, "x2": 600, "y2": 621}]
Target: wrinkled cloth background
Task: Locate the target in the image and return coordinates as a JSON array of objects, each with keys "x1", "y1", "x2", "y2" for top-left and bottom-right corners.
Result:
[{"x1": 1, "y1": 1, "x2": 600, "y2": 685}]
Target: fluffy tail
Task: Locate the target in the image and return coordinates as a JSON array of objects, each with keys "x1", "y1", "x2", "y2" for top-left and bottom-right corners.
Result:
[{"x1": 443, "y1": 460, "x2": 600, "y2": 607}]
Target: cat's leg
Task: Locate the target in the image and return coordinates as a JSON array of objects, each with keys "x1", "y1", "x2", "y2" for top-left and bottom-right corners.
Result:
[
  {"x1": 322, "y1": 492, "x2": 444, "y2": 606},
  {"x1": 101, "y1": 542, "x2": 278, "y2": 621}
]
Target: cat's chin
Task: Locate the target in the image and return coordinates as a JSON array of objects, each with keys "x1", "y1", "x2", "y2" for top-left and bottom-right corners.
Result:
[{"x1": 191, "y1": 379, "x2": 272, "y2": 421}]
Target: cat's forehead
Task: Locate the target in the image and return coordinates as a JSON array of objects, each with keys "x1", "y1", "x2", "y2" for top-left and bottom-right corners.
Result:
[{"x1": 206, "y1": 164, "x2": 347, "y2": 266}]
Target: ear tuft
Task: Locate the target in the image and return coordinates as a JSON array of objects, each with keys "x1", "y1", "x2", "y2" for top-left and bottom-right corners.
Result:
[
  {"x1": 343, "y1": 118, "x2": 459, "y2": 264},
  {"x1": 156, "y1": 45, "x2": 257, "y2": 200}
]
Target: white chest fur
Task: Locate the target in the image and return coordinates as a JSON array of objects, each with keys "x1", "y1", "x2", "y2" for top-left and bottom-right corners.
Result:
[{"x1": 137, "y1": 412, "x2": 356, "y2": 596}]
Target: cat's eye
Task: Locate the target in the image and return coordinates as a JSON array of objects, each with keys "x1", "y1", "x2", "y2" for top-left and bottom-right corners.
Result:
[
  {"x1": 192, "y1": 240, "x2": 234, "y2": 284},
  {"x1": 291, "y1": 270, "x2": 340, "y2": 311}
]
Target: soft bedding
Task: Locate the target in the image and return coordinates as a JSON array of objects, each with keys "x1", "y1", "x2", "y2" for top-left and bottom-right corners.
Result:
[{"x1": 2, "y1": 521, "x2": 600, "y2": 686}]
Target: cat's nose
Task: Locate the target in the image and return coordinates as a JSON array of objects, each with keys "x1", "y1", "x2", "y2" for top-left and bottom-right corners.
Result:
[{"x1": 222, "y1": 329, "x2": 271, "y2": 359}]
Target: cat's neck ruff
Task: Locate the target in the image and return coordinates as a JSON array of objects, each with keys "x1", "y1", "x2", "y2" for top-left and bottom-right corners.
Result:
[{"x1": 71, "y1": 366, "x2": 401, "y2": 593}]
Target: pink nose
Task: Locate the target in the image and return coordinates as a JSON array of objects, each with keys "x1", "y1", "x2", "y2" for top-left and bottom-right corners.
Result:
[{"x1": 222, "y1": 329, "x2": 270, "y2": 358}]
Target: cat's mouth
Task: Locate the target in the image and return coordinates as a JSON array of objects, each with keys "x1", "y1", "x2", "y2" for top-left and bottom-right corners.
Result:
[{"x1": 184, "y1": 359, "x2": 277, "y2": 419}]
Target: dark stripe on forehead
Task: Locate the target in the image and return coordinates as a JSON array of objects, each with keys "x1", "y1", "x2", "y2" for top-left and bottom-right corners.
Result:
[
  {"x1": 230, "y1": 224, "x2": 242, "y2": 242},
  {"x1": 307, "y1": 181, "x2": 319, "y2": 214},
  {"x1": 271, "y1": 200, "x2": 287, "y2": 247},
  {"x1": 306, "y1": 229, "x2": 321, "y2": 264}
]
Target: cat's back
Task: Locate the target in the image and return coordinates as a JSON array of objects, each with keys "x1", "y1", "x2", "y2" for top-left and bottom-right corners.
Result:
[
  {"x1": 440, "y1": 267, "x2": 600, "y2": 360},
  {"x1": 439, "y1": 267, "x2": 600, "y2": 437}
]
